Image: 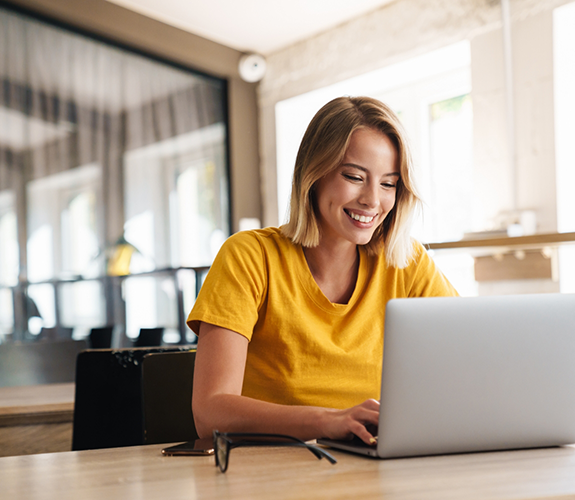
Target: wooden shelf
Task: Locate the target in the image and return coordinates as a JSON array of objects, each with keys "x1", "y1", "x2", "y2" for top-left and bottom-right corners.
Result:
[{"x1": 425, "y1": 232, "x2": 575, "y2": 253}]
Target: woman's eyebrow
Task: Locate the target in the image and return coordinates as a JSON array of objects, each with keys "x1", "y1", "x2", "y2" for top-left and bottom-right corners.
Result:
[
  {"x1": 341, "y1": 163, "x2": 367, "y2": 172},
  {"x1": 341, "y1": 163, "x2": 400, "y2": 177}
]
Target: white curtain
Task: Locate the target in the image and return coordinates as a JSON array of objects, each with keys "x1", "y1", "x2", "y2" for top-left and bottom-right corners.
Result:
[{"x1": 0, "y1": 6, "x2": 228, "y2": 341}]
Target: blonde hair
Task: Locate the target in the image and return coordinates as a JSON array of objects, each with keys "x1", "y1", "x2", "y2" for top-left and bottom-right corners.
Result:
[{"x1": 282, "y1": 96, "x2": 421, "y2": 268}]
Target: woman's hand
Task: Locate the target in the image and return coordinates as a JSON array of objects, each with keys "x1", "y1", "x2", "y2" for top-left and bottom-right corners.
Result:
[{"x1": 318, "y1": 399, "x2": 380, "y2": 445}]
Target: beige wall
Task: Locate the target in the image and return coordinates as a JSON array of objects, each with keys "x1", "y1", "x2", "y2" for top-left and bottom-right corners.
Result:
[
  {"x1": 3, "y1": 0, "x2": 262, "y2": 233},
  {"x1": 471, "y1": 9, "x2": 557, "y2": 234},
  {"x1": 258, "y1": 0, "x2": 571, "y2": 233}
]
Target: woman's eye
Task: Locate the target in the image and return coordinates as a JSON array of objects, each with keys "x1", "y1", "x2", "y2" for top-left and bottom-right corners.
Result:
[
  {"x1": 381, "y1": 183, "x2": 396, "y2": 189},
  {"x1": 343, "y1": 174, "x2": 362, "y2": 182}
]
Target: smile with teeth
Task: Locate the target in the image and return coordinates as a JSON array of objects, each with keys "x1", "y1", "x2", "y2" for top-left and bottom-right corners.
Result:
[{"x1": 345, "y1": 209, "x2": 375, "y2": 223}]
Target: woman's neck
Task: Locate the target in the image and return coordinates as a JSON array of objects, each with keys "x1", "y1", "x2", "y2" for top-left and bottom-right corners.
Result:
[{"x1": 303, "y1": 242, "x2": 360, "y2": 305}]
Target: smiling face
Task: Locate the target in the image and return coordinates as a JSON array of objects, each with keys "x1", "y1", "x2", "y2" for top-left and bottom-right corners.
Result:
[{"x1": 313, "y1": 127, "x2": 400, "y2": 249}]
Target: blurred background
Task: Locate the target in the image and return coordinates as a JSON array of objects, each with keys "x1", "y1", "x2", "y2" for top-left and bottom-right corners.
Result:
[{"x1": 0, "y1": 0, "x2": 574, "y2": 348}]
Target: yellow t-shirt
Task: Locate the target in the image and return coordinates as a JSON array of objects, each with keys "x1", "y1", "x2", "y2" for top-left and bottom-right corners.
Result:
[{"x1": 187, "y1": 227, "x2": 458, "y2": 410}]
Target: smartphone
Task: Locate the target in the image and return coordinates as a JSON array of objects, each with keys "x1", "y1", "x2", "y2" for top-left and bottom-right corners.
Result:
[{"x1": 161, "y1": 438, "x2": 215, "y2": 456}]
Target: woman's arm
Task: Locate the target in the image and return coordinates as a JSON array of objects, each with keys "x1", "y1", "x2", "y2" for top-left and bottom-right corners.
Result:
[{"x1": 192, "y1": 321, "x2": 380, "y2": 443}]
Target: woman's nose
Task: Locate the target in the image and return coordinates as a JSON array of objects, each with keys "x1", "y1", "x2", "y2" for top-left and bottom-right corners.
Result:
[{"x1": 358, "y1": 183, "x2": 379, "y2": 208}]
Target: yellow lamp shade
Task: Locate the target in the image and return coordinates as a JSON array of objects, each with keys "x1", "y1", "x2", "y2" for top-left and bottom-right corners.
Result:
[{"x1": 107, "y1": 244, "x2": 135, "y2": 276}]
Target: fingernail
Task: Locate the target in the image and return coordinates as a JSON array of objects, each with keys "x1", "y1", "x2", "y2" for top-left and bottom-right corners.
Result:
[{"x1": 369, "y1": 437, "x2": 377, "y2": 444}]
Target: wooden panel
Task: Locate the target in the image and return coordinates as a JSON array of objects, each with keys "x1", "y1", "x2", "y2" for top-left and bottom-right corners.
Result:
[
  {"x1": 474, "y1": 251, "x2": 553, "y2": 281},
  {"x1": 0, "y1": 383, "x2": 74, "y2": 421},
  {"x1": 0, "y1": 383, "x2": 74, "y2": 456},
  {"x1": 0, "y1": 422, "x2": 72, "y2": 457}
]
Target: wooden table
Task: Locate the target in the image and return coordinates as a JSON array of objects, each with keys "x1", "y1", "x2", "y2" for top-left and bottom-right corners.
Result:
[
  {"x1": 0, "y1": 383, "x2": 75, "y2": 457},
  {"x1": 1, "y1": 442, "x2": 575, "y2": 499}
]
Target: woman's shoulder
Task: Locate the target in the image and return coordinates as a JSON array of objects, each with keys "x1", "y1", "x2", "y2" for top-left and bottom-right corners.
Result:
[
  {"x1": 213, "y1": 227, "x2": 298, "y2": 269},
  {"x1": 225, "y1": 226, "x2": 297, "y2": 253},
  {"x1": 227, "y1": 226, "x2": 283, "y2": 241}
]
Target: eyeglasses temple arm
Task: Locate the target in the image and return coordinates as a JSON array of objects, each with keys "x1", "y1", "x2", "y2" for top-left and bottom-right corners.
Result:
[{"x1": 308, "y1": 445, "x2": 337, "y2": 464}]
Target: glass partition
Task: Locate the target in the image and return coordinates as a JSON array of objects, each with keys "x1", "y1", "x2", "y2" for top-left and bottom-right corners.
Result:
[{"x1": 0, "y1": 5, "x2": 229, "y2": 343}]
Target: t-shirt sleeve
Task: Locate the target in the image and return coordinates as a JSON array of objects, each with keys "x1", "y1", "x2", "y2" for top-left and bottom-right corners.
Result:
[
  {"x1": 404, "y1": 241, "x2": 459, "y2": 298},
  {"x1": 186, "y1": 231, "x2": 267, "y2": 341}
]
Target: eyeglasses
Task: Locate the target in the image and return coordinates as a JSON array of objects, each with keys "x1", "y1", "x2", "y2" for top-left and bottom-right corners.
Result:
[{"x1": 212, "y1": 430, "x2": 337, "y2": 473}]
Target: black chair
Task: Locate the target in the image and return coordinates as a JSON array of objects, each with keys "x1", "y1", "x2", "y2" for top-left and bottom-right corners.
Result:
[
  {"x1": 0, "y1": 339, "x2": 88, "y2": 388},
  {"x1": 88, "y1": 326, "x2": 114, "y2": 349},
  {"x1": 141, "y1": 350, "x2": 198, "y2": 445},
  {"x1": 72, "y1": 347, "x2": 196, "y2": 451},
  {"x1": 37, "y1": 326, "x2": 74, "y2": 342},
  {"x1": 133, "y1": 327, "x2": 164, "y2": 347}
]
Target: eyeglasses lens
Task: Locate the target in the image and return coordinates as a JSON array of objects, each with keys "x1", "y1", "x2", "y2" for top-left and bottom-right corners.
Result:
[{"x1": 216, "y1": 436, "x2": 228, "y2": 472}]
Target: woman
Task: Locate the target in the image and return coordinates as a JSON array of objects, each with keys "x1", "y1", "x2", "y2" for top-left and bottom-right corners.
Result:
[{"x1": 188, "y1": 96, "x2": 458, "y2": 445}]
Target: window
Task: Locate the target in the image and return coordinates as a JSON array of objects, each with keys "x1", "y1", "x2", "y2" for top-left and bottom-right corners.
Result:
[
  {"x1": 554, "y1": 1, "x2": 575, "y2": 294},
  {"x1": 0, "y1": 5, "x2": 229, "y2": 342},
  {"x1": 123, "y1": 123, "x2": 229, "y2": 271},
  {"x1": 61, "y1": 191, "x2": 99, "y2": 276},
  {"x1": 27, "y1": 164, "x2": 101, "y2": 282},
  {"x1": 427, "y1": 94, "x2": 473, "y2": 242},
  {"x1": 0, "y1": 191, "x2": 18, "y2": 287},
  {"x1": 0, "y1": 190, "x2": 17, "y2": 336}
]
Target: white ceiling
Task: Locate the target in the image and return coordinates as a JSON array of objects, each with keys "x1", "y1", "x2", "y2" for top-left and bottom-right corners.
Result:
[{"x1": 106, "y1": 0, "x2": 396, "y2": 55}]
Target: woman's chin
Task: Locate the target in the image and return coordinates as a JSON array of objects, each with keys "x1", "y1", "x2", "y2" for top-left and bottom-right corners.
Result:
[{"x1": 350, "y1": 233, "x2": 375, "y2": 246}]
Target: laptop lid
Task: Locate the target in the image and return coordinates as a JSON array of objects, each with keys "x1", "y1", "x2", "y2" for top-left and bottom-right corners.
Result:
[{"x1": 320, "y1": 293, "x2": 575, "y2": 459}]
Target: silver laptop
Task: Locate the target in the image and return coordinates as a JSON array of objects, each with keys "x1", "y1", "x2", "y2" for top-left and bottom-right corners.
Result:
[{"x1": 318, "y1": 293, "x2": 575, "y2": 458}]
